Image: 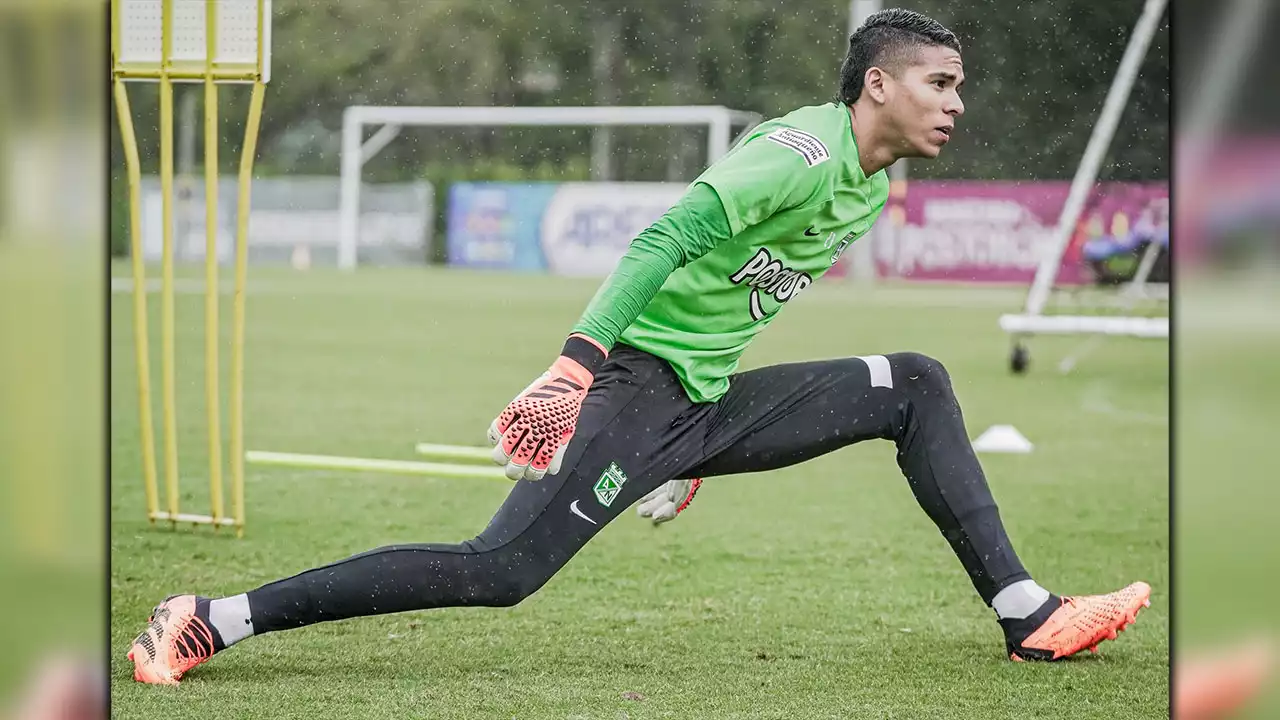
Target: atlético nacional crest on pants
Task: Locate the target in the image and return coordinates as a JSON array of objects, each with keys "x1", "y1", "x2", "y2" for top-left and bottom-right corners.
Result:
[{"x1": 594, "y1": 462, "x2": 628, "y2": 507}]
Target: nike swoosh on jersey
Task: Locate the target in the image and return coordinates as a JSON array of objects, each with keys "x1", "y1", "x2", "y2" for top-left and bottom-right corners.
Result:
[
  {"x1": 804, "y1": 227, "x2": 821, "y2": 236},
  {"x1": 569, "y1": 499, "x2": 597, "y2": 525}
]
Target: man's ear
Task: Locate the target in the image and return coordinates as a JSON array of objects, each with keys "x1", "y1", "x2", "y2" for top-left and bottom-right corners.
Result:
[{"x1": 864, "y1": 67, "x2": 889, "y2": 104}]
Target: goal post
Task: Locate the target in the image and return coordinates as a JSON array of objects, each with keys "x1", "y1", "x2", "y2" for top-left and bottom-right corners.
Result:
[
  {"x1": 999, "y1": 0, "x2": 1169, "y2": 369},
  {"x1": 337, "y1": 105, "x2": 763, "y2": 271}
]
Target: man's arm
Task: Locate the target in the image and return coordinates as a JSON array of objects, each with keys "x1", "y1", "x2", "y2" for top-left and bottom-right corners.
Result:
[
  {"x1": 570, "y1": 182, "x2": 729, "y2": 350},
  {"x1": 483, "y1": 184, "x2": 729, "y2": 482},
  {"x1": 571, "y1": 127, "x2": 833, "y2": 350}
]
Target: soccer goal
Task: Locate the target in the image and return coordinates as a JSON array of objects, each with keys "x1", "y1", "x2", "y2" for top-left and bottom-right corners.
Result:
[
  {"x1": 999, "y1": 0, "x2": 1169, "y2": 374},
  {"x1": 337, "y1": 105, "x2": 763, "y2": 271}
]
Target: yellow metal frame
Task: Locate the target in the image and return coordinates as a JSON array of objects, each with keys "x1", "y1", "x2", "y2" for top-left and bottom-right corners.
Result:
[
  {"x1": 111, "y1": 0, "x2": 270, "y2": 83},
  {"x1": 112, "y1": 0, "x2": 269, "y2": 537}
]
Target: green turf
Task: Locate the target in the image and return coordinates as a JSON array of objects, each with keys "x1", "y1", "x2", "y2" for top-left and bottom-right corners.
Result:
[{"x1": 110, "y1": 265, "x2": 1169, "y2": 719}]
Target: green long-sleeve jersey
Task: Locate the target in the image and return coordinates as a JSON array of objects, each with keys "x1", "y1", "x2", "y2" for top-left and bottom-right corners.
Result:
[{"x1": 572, "y1": 101, "x2": 890, "y2": 402}]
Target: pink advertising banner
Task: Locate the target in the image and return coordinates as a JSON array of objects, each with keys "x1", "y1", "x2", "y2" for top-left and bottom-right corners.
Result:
[{"x1": 865, "y1": 181, "x2": 1169, "y2": 284}]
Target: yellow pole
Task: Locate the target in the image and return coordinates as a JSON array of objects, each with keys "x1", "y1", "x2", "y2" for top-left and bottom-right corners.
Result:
[
  {"x1": 113, "y1": 80, "x2": 160, "y2": 525},
  {"x1": 231, "y1": 81, "x2": 266, "y2": 537},
  {"x1": 204, "y1": 0, "x2": 225, "y2": 528},
  {"x1": 160, "y1": 0, "x2": 180, "y2": 526},
  {"x1": 111, "y1": 0, "x2": 121, "y2": 76}
]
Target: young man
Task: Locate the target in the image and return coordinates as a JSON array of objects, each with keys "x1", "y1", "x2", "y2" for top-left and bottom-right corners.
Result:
[{"x1": 128, "y1": 9, "x2": 1151, "y2": 685}]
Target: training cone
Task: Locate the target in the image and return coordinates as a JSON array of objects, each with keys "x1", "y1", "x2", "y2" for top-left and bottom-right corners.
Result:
[{"x1": 972, "y1": 424, "x2": 1034, "y2": 454}]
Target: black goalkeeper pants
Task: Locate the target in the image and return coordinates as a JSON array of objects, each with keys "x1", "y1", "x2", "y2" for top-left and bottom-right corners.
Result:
[{"x1": 248, "y1": 345, "x2": 1029, "y2": 633}]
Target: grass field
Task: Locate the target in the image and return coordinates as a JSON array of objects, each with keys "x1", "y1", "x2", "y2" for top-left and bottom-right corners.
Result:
[{"x1": 110, "y1": 265, "x2": 1169, "y2": 719}]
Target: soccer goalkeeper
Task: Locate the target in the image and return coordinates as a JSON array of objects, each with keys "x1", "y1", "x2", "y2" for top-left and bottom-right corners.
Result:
[{"x1": 129, "y1": 9, "x2": 1151, "y2": 685}]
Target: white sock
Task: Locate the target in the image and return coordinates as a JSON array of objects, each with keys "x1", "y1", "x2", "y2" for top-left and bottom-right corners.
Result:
[
  {"x1": 991, "y1": 580, "x2": 1051, "y2": 620},
  {"x1": 208, "y1": 594, "x2": 255, "y2": 647}
]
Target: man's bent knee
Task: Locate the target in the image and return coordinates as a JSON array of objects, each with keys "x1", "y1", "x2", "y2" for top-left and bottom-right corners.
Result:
[{"x1": 886, "y1": 352, "x2": 953, "y2": 397}]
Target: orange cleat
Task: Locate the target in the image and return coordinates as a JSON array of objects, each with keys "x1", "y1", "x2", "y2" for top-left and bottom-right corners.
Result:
[
  {"x1": 126, "y1": 595, "x2": 219, "y2": 685},
  {"x1": 1005, "y1": 581, "x2": 1152, "y2": 662}
]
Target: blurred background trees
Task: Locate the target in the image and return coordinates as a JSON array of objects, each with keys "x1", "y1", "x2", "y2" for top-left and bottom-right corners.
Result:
[{"x1": 109, "y1": 0, "x2": 1168, "y2": 253}]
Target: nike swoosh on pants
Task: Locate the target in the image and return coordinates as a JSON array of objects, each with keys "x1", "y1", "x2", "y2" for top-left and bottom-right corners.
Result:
[{"x1": 569, "y1": 499, "x2": 597, "y2": 525}]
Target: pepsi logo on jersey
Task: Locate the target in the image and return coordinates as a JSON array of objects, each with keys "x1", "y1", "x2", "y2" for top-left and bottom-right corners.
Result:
[{"x1": 728, "y1": 247, "x2": 814, "y2": 321}]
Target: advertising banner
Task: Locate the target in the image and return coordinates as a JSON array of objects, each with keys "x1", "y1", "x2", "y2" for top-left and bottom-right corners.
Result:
[
  {"x1": 446, "y1": 180, "x2": 1169, "y2": 285},
  {"x1": 445, "y1": 183, "x2": 559, "y2": 271},
  {"x1": 447, "y1": 182, "x2": 686, "y2": 274},
  {"x1": 876, "y1": 181, "x2": 1169, "y2": 284},
  {"x1": 140, "y1": 175, "x2": 433, "y2": 266}
]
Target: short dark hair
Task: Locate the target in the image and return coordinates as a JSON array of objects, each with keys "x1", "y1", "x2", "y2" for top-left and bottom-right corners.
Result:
[{"x1": 838, "y1": 9, "x2": 961, "y2": 105}]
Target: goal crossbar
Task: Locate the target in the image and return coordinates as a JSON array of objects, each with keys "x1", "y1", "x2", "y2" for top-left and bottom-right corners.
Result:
[{"x1": 338, "y1": 105, "x2": 762, "y2": 270}]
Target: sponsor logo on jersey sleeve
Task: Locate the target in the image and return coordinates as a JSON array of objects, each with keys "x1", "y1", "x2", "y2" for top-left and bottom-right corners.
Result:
[{"x1": 766, "y1": 127, "x2": 831, "y2": 167}]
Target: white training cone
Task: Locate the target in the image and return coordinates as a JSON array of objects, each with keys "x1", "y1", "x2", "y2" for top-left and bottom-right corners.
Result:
[{"x1": 972, "y1": 424, "x2": 1034, "y2": 454}]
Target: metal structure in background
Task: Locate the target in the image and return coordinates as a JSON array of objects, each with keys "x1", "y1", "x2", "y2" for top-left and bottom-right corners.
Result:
[
  {"x1": 337, "y1": 105, "x2": 763, "y2": 271},
  {"x1": 112, "y1": 0, "x2": 272, "y2": 536},
  {"x1": 999, "y1": 0, "x2": 1169, "y2": 372}
]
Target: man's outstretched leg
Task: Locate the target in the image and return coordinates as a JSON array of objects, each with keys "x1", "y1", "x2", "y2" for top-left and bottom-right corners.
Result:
[
  {"x1": 127, "y1": 346, "x2": 709, "y2": 684},
  {"x1": 685, "y1": 351, "x2": 1151, "y2": 662}
]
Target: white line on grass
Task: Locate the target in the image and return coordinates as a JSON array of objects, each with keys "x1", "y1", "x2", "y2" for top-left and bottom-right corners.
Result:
[{"x1": 1081, "y1": 382, "x2": 1168, "y2": 425}]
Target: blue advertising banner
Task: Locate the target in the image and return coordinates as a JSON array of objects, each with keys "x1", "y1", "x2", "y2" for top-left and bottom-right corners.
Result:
[
  {"x1": 446, "y1": 183, "x2": 559, "y2": 270},
  {"x1": 446, "y1": 182, "x2": 687, "y2": 275}
]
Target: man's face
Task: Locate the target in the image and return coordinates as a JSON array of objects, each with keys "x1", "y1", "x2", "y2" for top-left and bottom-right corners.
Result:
[{"x1": 882, "y1": 45, "x2": 966, "y2": 160}]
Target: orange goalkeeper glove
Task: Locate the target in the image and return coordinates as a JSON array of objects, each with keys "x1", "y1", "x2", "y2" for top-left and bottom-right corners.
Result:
[{"x1": 487, "y1": 334, "x2": 606, "y2": 481}]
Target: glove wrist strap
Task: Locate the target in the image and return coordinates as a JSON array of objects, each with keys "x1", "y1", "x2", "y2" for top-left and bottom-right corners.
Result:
[{"x1": 560, "y1": 333, "x2": 608, "y2": 376}]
